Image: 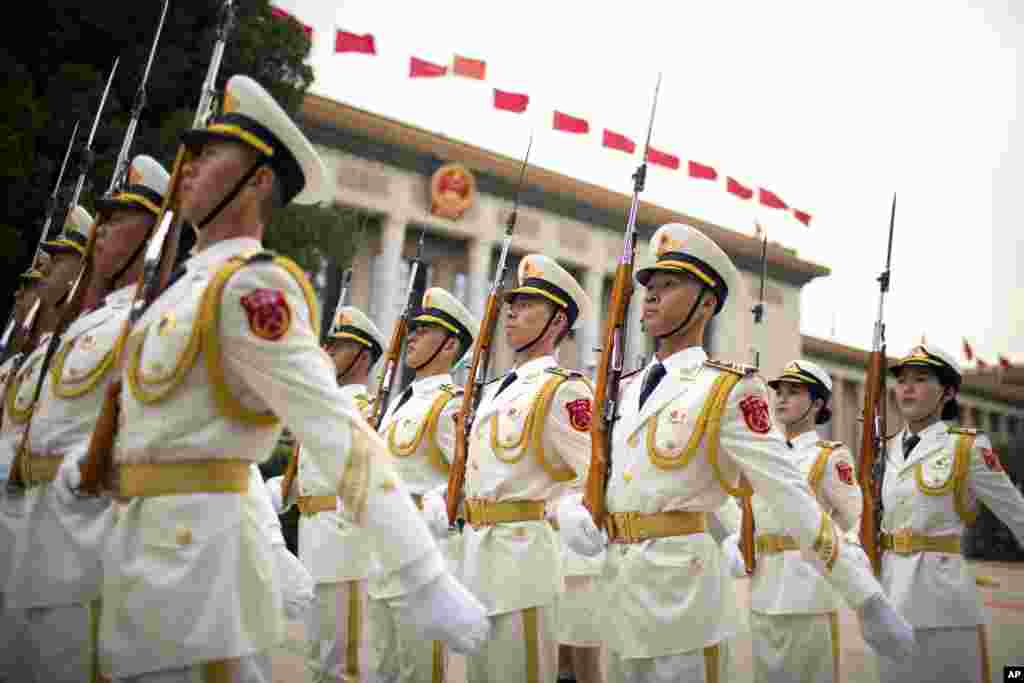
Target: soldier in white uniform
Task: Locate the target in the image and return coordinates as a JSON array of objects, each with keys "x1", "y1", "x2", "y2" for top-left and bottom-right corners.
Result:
[
  {"x1": 68, "y1": 75, "x2": 487, "y2": 682},
  {"x1": 459, "y1": 254, "x2": 596, "y2": 683},
  {"x1": 557, "y1": 223, "x2": 916, "y2": 683},
  {"x1": 878, "y1": 344, "x2": 1024, "y2": 683},
  {"x1": 370, "y1": 286, "x2": 479, "y2": 683},
  {"x1": 4, "y1": 157, "x2": 166, "y2": 683},
  {"x1": 720, "y1": 360, "x2": 863, "y2": 682},
  {"x1": 268, "y1": 304, "x2": 385, "y2": 682},
  {"x1": 0, "y1": 264, "x2": 51, "y2": 682}
]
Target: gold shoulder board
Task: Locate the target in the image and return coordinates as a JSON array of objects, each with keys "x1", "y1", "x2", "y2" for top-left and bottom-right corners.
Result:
[{"x1": 703, "y1": 359, "x2": 757, "y2": 376}]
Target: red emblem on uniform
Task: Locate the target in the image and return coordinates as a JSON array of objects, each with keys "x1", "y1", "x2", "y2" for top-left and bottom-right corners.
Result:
[
  {"x1": 739, "y1": 395, "x2": 772, "y2": 434},
  {"x1": 566, "y1": 398, "x2": 592, "y2": 432},
  {"x1": 835, "y1": 460, "x2": 855, "y2": 485},
  {"x1": 981, "y1": 448, "x2": 1003, "y2": 472},
  {"x1": 240, "y1": 289, "x2": 291, "y2": 341}
]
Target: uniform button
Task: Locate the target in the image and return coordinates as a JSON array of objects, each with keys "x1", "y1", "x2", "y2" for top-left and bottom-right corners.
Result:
[
  {"x1": 379, "y1": 478, "x2": 397, "y2": 492},
  {"x1": 623, "y1": 472, "x2": 633, "y2": 482},
  {"x1": 175, "y1": 526, "x2": 192, "y2": 546}
]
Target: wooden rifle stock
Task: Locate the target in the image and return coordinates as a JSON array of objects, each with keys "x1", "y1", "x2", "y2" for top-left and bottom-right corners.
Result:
[
  {"x1": 739, "y1": 493, "x2": 756, "y2": 574},
  {"x1": 446, "y1": 288, "x2": 502, "y2": 525},
  {"x1": 583, "y1": 259, "x2": 634, "y2": 527},
  {"x1": 370, "y1": 315, "x2": 410, "y2": 430},
  {"x1": 280, "y1": 437, "x2": 300, "y2": 500},
  {"x1": 858, "y1": 350, "x2": 887, "y2": 577}
]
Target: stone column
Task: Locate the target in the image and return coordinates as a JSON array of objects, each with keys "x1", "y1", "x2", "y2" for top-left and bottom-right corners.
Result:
[
  {"x1": 375, "y1": 213, "x2": 409, "y2": 335},
  {"x1": 466, "y1": 236, "x2": 491, "y2": 317},
  {"x1": 582, "y1": 268, "x2": 604, "y2": 376},
  {"x1": 627, "y1": 285, "x2": 647, "y2": 372}
]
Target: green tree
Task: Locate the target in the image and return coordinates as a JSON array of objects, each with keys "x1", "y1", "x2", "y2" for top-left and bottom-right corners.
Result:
[{"x1": 1, "y1": 0, "x2": 351, "y2": 323}]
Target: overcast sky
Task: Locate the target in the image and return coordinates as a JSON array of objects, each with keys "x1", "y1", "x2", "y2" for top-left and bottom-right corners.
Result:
[{"x1": 279, "y1": 0, "x2": 1022, "y2": 364}]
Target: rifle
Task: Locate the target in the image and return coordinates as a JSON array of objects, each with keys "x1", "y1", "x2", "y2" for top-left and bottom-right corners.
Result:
[
  {"x1": 858, "y1": 194, "x2": 897, "y2": 577},
  {"x1": 368, "y1": 227, "x2": 427, "y2": 430},
  {"x1": 78, "y1": 0, "x2": 238, "y2": 495},
  {"x1": 24, "y1": 120, "x2": 80, "y2": 275},
  {"x1": 446, "y1": 134, "x2": 533, "y2": 525},
  {"x1": 107, "y1": 0, "x2": 170, "y2": 196},
  {"x1": 737, "y1": 226, "x2": 769, "y2": 575},
  {"x1": 5, "y1": 61, "x2": 119, "y2": 489},
  {"x1": 583, "y1": 76, "x2": 661, "y2": 527}
]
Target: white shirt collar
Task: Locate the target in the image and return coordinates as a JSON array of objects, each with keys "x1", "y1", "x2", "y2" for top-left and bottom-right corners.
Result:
[
  {"x1": 105, "y1": 283, "x2": 138, "y2": 307},
  {"x1": 514, "y1": 355, "x2": 557, "y2": 377},
  {"x1": 656, "y1": 346, "x2": 708, "y2": 375},
  {"x1": 412, "y1": 373, "x2": 453, "y2": 395},
  {"x1": 789, "y1": 430, "x2": 821, "y2": 450},
  {"x1": 338, "y1": 383, "x2": 367, "y2": 401},
  {"x1": 186, "y1": 237, "x2": 262, "y2": 274}
]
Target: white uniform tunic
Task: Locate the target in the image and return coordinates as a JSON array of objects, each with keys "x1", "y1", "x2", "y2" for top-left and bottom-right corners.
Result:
[
  {"x1": 600, "y1": 347, "x2": 884, "y2": 682},
  {"x1": 101, "y1": 238, "x2": 441, "y2": 678},
  {"x1": 877, "y1": 420, "x2": 1024, "y2": 683}
]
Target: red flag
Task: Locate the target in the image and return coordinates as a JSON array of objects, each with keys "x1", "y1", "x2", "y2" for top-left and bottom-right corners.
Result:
[
  {"x1": 977, "y1": 358, "x2": 989, "y2": 370},
  {"x1": 409, "y1": 57, "x2": 447, "y2": 78},
  {"x1": 270, "y1": 6, "x2": 312, "y2": 38},
  {"x1": 453, "y1": 55, "x2": 486, "y2": 80},
  {"x1": 553, "y1": 111, "x2": 589, "y2": 134},
  {"x1": 335, "y1": 31, "x2": 376, "y2": 54},
  {"x1": 727, "y1": 177, "x2": 754, "y2": 200},
  {"x1": 758, "y1": 188, "x2": 788, "y2": 210},
  {"x1": 493, "y1": 89, "x2": 529, "y2": 113},
  {"x1": 688, "y1": 160, "x2": 718, "y2": 181},
  {"x1": 962, "y1": 338, "x2": 974, "y2": 361},
  {"x1": 647, "y1": 146, "x2": 680, "y2": 170},
  {"x1": 602, "y1": 130, "x2": 635, "y2": 154},
  {"x1": 793, "y1": 209, "x2": 813, "y2": 226},
  {"x1": 999, "y1": 355, "x2": 1012, "y2": 370}
]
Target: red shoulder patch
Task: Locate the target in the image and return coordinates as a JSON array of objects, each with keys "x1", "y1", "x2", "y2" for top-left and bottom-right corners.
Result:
[
  {"x1": 240, "y1": 289, "x2": 291, "y2": 341},
  {"x1": 739, "y1": 394, "x2": 772, "y2": 434},
  {"x1": 835, "y1": 460, "x2": 855, "y2": 485},
  {"x1": 566, "y1": 398, "x2": 592, "y2": 432},
  {"x1": 981, "y1": 447, "x2": 1003, "y2": 472}
]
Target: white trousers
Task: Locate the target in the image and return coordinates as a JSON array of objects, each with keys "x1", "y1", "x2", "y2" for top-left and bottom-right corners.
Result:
[
  {"x1": 557, "y1": 575, "x2": 602, "y2": 648},
  {"x1": 750, "y1": 610, "x2": 839, "y2": 683},
  {"x1": 112, "y1": 653, "x2": 271, "y2": 682},
  {"x1": 605, "y1": 640, "x2": 730, "y2": 683},
  {"x1": 877, "y1": 625, "x2": 989, "y2": 683},
  {"x1": 465, "y1": 605, "x2": 557, "y2": 683},
  {"x1": 367, "y1": 595, "x2": 447, "y2": 683},
  {"x1": 0, "y1": 592, "x2": 31, "y2": 682},
  {"x1": 21, "y1": 601, "x2": 97, "y2": 683},
  {"x1": 306, "y1": 580, "x2": 370, "y2": 682}
]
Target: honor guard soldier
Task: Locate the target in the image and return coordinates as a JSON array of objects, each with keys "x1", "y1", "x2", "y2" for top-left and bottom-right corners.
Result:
[
  {"x1": 720, "y1": 359, "x2": 863, "y2": 683},
  {"x1": 878, "y1": 344, "x2": 1024, "y2": 683},
  {"x1": 369, "y1": 286, "x2": 479, "y2": 683},
  {"x1": 459, "y1": 254, "x2": 595, "y2": 683},
  {"x1": 557, "y1": 223, "x2": 916, "y2": 683},
  {"x1": 5, "y1": 158, "x2": 167, "y2": 683},
  {"x1": 0, "y1": 261, "x2": 52, "y2": 681},
  {"x1": 267, "y1": 304, "x2": 385, "y2": 682},
  {"x1": 88, "y1": 75, "x2": 487, "y2": 682}
]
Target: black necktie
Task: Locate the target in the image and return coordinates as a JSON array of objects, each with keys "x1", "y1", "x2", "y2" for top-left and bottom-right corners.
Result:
[
  {"x1": 495, "y1": 372, "x2": 518, "y2": 398},
  {"x1": 786, "y1": 440, "x2": 794, "y2": 449},
  {"x1": 392, "y1": 387, "x2": 414, "y2": 416},
  {"x1": 167, "y1": 265, "x2": 187, "y2": 289},
  {"x1": 903, "y1": 434, "x2": 921, "y2": 459},
  {"x1": 639, "y1": 363, "x2": 666, "y2": 409}
]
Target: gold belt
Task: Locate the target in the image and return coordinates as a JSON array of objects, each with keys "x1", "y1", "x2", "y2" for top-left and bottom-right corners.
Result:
[
  {"x1": 24, "y1": 454, "x2": 63, "y2": 487},
  {"x1": 755, "y1": 534, "x2": 799, "y2": 555},
  {"x1": 464, "y1": 499, "x2": 546, "y2": 528},
  {"x1": 605, "y1": 510, "x2": 707, "y2": 544},
  {"x1": 116, "y1": 460, "x2": 250, "y2": 498},
  {"x1": 297, "y1": 495, "x2": 337, "y2": 516},
  {"x1": 881, "y1": 530, "x2": 961, "y2": 555}
]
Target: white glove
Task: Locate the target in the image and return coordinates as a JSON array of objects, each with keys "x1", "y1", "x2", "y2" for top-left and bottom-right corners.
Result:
[
  {"x1": 265, "y1": 476, "x2": 286, "y2": 515},
  {"x1": 421, "y1": 493, "x2": 450, "y2": 540},
  {"x1": 396, "y1": 572, "x2": 490, "y2": 655},
  {"x1": 55, "y1": 452, "x2": 84, "y2": 507},
  {"x1": 274, "y1": 545, "x2": 314, "y2": 622},
  {"x1": 556, "y1": 495, "x2": 606, "y2": 558},
  {"x1": 721, "y1": 534, "x2": 747, "y2": 579},
  {"x1": 857, "y1": 592, "x2": 917, "y2": 660}
]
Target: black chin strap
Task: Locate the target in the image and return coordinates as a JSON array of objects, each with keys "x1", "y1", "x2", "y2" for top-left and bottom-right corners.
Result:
[
  {"x1": 109, "y1": 225, "x2": 154, "y2": 288},
  {"x1": 514, "y1": 309, "x2": 559, "y2": 354},
  {"x1": 655, "y1": 288, "x2": 707, "y2": 340},
  {"x1": 410, "y1": 332, "x2": 452, "y2": 371},
  {"x1": 197, "y1": 159, "x2": 267, "y2": 230},
  {"x1": 792, "y1": 398, "x2": 817, "y2": 428},
  {"x1": 337, "y1": 348, "x2": 366, "y2": 385}
]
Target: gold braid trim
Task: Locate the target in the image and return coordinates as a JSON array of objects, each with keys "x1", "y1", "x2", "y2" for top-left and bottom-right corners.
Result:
[
  {"x1": 913, "y1": 433, "x2": 977, "y2": 524},
  {"x1": 386, "y1": 389, "x2": 455, "y2": 459},
  {"x1": 813, "y1": 512, "x2": 840, "y2": 572},
  {"x1": 425, "y1": 388, "x2": 459, "y2": 475},
  {"x1": 4, "y1": 358, "x2": 41, "y2": 425},
  {"x1": 528, "y1": 374, "x2": 581, "y2": 482},
  {"x1": 126, "y1": 316, "x2": 203, "y2": 405},
  {"x1": 50, "y1": 335, "x2": 115, "y2": 399},
  {"x1": 705, "y1": 374, "x2": 753, "y2": 496},
  {"x1": 200, "y1": 254, "x2": 320, "y2": 426},
  {"x1": 647, "y1": 373, "x2": 736, "y2": 471},
  {"x1": 807, "y1": 443, "x2": 838, "y2": 497}
]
